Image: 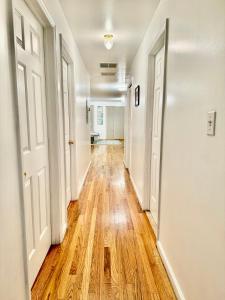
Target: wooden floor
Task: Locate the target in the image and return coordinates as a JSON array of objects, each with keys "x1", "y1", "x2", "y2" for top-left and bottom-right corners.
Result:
[{"x1": 32, "y1": 145, "x2": 176, "y2": 300}]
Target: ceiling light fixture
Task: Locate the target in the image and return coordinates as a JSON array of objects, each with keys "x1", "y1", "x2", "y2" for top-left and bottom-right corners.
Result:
[{"x1": 104, "y1": 34, "x2": 114, "y2": 50}]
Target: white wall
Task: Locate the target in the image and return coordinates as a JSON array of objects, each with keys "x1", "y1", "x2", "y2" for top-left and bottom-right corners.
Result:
[
  {"x1": 0, "y1": 0, "x2": 28, "y2": 299},
  {"x1": 129, "y1": 0, "x2": 225, "y2": 299}
]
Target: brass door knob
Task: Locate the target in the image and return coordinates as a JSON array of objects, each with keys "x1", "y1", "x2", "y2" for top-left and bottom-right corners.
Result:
[
  {"x1": 24, "y1": 172, "x2": 27, "y2": 177},
  {"x1": 68, "y1": 140, "x2": 74, "y2": 145}
]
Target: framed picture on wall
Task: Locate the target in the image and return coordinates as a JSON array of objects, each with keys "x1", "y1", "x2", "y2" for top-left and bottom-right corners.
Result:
[{"x1": 135, "y1": 85, "x2": 140, "y2": 106}]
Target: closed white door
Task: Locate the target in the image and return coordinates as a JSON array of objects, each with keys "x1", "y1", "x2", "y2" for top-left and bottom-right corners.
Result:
[
  {"x1": 14, "y1": 0, "x2": 51, "y2": 287},
  {"x1": 106, "y1": 107, "x2": 124, "y2": 139},
  {"x1": 113, "y1": 107, "x2": 124, "y2": 139},
  {"x1": 106, "y1": 107, "x2": 114, "y2": 139},
  {"x1": 62, "y1": 58, "x2": 71, "y2": 206},
  {"x1": 150, "y1": 47, "x2": 165, "y2": 225}
]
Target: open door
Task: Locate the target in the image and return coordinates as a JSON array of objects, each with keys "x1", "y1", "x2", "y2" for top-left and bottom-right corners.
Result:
[{"x1": 150, "y1": 47, "x2": 165, "y2": 225}]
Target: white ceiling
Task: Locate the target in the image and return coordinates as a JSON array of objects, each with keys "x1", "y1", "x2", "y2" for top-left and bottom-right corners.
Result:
[{"x1": 59, "y1": 0, "x2": 159, "y2": 100}]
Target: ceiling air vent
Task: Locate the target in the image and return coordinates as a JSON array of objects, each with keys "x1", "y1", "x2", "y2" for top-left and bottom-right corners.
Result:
[
  {"x1": 101, "y1": 72, "x2": 116, "y2": 76},
  {"x1": 108, "y1": 63, "x2": 117, "y2": 68},
  {"x1": 100, "y1": 63, "x2": 108, "y2": 68},
  {"x1": 100, "y1": 63, "x2": 117, "y2": 68}
]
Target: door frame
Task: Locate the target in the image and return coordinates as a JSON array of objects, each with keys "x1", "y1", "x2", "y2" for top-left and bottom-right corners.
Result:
[
  {"x1": 144, "y1": 19, "x2": 169, "y2": 239},
  {"x1": 126, "y1": 87, "x2": 132, "y2": 169},
  {"x1": 59, "y1": 34, "x2": 77, "y2": 205},
  {"x1": 11, "y1": 0, "x2": 64, "y2": 293},
  {"x1": 124, "y1": 79, "x2": 133, "y2": 170}
]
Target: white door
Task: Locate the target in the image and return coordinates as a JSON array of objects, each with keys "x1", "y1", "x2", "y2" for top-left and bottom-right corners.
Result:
[
  {"x1": 113, "y1": 107, "x2": 124, "y2": 139},
  {"x1": 106, "y1": 107, "x2": 114, "y2": 139},
  {"x1": 150, "y1": 47, "x2": 165, "y2": 225},
  {"x1": 106, "y1": 107, "x2": 124, "y2": 139},
  {"x1": 14, "y1": 0, "x2": 51, "y2": 287},
  {"x1": 62, "y1": 58, "x2": 72, "y2": 206}
]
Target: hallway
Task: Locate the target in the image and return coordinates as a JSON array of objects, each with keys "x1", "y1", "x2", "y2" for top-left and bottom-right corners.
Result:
[
  {"x1": 32, "y1": 145, "x2": 176, "y2": 299},
  {"x1": 1, "y1": 0, "x2": 225, "y2": 299}
]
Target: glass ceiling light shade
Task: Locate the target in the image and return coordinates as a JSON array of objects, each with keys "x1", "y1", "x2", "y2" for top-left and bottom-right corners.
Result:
[{"x1": 104, "y1": 34, "x2": 114, "y2": 50}]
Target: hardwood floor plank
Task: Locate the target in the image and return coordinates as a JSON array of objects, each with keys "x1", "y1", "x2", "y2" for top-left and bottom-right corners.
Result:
[
  {"x1": 88, "y1": 192, "x2": 104, "y2": 298},
  {"x1": 104, "y1": 247, "x2": 111, "y2": 284},
  {"x1": 80, "y1": 206, "x2": 98, "y2": 300},
  {"x1": 32, "y1": 144, "x2": 176, "y2": 300}
]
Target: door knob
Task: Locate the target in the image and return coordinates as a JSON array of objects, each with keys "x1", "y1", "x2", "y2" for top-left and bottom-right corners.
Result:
[
  {"x1": 24, "y1": 172, "x2": 27, "y2": 177},
  {"x1": 68, "y1": 140, "x2": 74, "y2": 145}
]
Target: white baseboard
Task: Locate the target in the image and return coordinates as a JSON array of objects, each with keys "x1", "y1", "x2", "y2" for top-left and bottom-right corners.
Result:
[
  {"x1": 77, "y1": 161, "x2": 91, "y2": 198},
  {"x1": 123, "y1": 159, "x2": 129, "y2": 169},
  {"x1": 157, "y1": 241, "x2": 186, "y2": 300},
  {"x1": 146, "y1": 211, "x2": 157, "y2": 236},
  {"x1": 129, "y1": 173, "x2": 144, "y2": 208},
  {"x1": 60, "y1": 222, "x2": 67, "y2": 242}
]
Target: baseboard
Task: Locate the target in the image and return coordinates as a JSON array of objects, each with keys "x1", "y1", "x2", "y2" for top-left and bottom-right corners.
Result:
[
  {"x1": 146, "y1": 211, "x2": 157, "y2": 236},
  {"x1": 60, "y1": 222, "x2": 67, "y2": 243},
  {"x1": 77, "y1": 161, "x2": 91, "y2": 198},
  {"x1": 129, "y1": 173, "x2": 144, "y2": 209},
  {"x1": 157, "y1": 241, "x2": 186, "y2": 300},
  {"x1": 123, "y1": 159, "x2": 129, "y2": 170}
]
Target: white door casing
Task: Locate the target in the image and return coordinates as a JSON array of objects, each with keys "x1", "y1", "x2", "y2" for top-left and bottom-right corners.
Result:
[
  {"x1": 62, "y1": 58, "x2": 72, "y2": 206},
  {"x1": 150, "y1": 47, "x2": 165, "y2": 225},
  {"x1": 124, "y1": 92, "x2": 130, "y2": 169},
  {"x1": 14, "y1": 0, "x2": 51, "y2": 287}
]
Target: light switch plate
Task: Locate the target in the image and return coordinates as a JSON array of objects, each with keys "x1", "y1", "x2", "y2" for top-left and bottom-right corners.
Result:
[{"x1": 207, "y1": 111, "x2": 216, "y2": 136}]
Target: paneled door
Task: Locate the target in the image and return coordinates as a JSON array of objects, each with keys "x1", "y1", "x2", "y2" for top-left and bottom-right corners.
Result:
[
  {"x1": 106, "y1": 106, "x2": 114, "y2": 139},
  {"x1": 106, "y1": 107, "x2": 124, "y2": 139},
  {"x1": 113, "y1": 107, "x2": 124, "y2": 139},
  {"x1": 14, "y1": 0, "x2": 51, "y2": 287},
  {"x1": 150, "y1": 47, "x2": 165, "y2": 225},
  {"x1": 62, "y1": 58, "x2": 71, "y2": 206}
]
